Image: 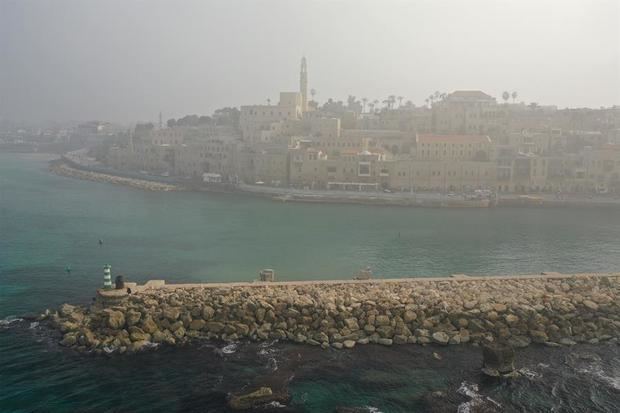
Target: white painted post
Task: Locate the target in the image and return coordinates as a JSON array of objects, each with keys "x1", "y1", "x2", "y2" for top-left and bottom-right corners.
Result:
[{"x1": 103, "y1": 264, "x2": 112, "y2": 289}]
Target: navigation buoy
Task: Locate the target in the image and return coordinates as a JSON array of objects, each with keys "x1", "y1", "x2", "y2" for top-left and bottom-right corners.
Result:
[
  {"x1": 98, "y1": 239, "x2": 103, "y2": 246},
  {"x1": 103, "y1": 264, "x2": 112, "y2": 289},
  {"x1": 65, "y1": 265, "x2": 71, "y2": 274}
]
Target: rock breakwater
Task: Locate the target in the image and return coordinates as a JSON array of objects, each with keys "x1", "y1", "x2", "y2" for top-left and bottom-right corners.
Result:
[
  {"x1": 50, "y1": 161, "x2": 182, "y2": 192},
  {"x1": 40, "y1": 274, "x2": 620, "y2": 355}
]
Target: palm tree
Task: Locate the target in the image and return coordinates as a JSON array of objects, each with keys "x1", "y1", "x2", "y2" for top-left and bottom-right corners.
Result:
[
  {"x1": 267, "y1": 98, "x2": 271, "y2": 106},
  {"x1": 511, "y1": 91, "x2": 518, "y2": 103},
  {"x1": 388, "y1": 95, "x2": 396, "y2": 110},
  {"x1": 502, "y1": 91, "x2": 510, "y2": 104},
  {"x1": 397, "y1": 96, "x2": 404, "y2": 108},
  {"x1": 434, "y1": 91, "x2": 440, "y2": 101},
  {"x1": 310, "y1": 88, "x2": 316, "y2": 101},
  {"x1": 362, "y1": 97, "x2": 368, "y2": 113},
  {"x1": 382, "y1": 99, "x2": 390, "y2": 109},
  {"x1": 428, "y1": 94, "x2": 435, "y2": 106},
  {"x1": 368, "y1": 102, "x2": 375, "y2": 113},
  {"x1": 425, "y1": 98, "x2": 430, "y2": 107}
]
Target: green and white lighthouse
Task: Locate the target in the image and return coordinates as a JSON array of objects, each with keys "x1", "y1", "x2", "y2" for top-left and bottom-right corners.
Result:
[{"x1": 103, "y1": 264, "x2": 112, "y2": 289}]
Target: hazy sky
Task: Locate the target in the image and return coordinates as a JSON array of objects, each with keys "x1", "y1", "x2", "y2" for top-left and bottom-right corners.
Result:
[{"x1": 1, "y1": 0, "x2": 619, "y2": 123}]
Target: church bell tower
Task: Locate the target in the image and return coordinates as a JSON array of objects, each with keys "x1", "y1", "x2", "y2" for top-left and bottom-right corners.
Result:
[{"x1": 300, "y1": 57, "x2": 308, "y2": 112}]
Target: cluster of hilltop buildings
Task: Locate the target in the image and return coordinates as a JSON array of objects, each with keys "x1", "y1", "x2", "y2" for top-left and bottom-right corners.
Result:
[{"x1": 107, "y1": 58, "x2": 620, "y2": 194}]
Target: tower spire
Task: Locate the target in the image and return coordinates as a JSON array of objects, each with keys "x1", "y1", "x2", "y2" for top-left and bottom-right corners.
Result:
[{"x1": 300, "y1": 56, "x2": 308, "y2": 112}]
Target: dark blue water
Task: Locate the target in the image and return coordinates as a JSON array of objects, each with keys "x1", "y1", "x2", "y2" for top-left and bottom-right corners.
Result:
[{"x1": 1, "y1": 153, "x2": 619, "y2": 412}]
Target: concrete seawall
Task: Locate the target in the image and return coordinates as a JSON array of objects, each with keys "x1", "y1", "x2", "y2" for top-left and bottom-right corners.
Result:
[{"x1": 42, "y1": 272, "x2": 620, "y2": 355}]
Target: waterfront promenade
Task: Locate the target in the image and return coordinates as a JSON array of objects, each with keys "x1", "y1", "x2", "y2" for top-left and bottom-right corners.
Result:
[
  {"x1": 52, "y1": 154, "x2": 620, "y2": 208},
  {"x1": 127, "y1": 271, "x2": 619, "y2": 291}
]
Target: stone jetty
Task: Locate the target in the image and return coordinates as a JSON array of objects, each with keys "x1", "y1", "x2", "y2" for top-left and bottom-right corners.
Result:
[
  {"x1": 41, "y1": 273, "x2": 620, "y2": 355},
  {"x1": 50, "y1": 161, "x2": 181, "y2": 192}
]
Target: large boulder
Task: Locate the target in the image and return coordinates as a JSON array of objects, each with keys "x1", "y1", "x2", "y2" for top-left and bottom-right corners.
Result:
[
  {"x1": 482, "y1": 342, "x2": 516, "y2": 377},
  {"x1": 508, "y1": 335, "x2": 531, "y2": 348},
  {"x1": 126, "y1": 309, "x2": 142, "y2": 327},
  {"x1": 202, "y1": 306, "x2": 215, "y2": 320},
  {"x1": 228, "y1": 387, "x2": 288, "y2": 410},
  {"x1": 173, "y1": 326, "x2": 186, "y2": 340},
  {"x1": 432, "y1": 332, "x2": 450, "y2": 345},
  {"x1": 404, "y1": 310, "x2": 417, "y2": 323},
  {"x1": 105, "y1": 310, "x2": 125, "y2": 330},
  {"x1": 163, "y1": 306, "x2": 181, "y2": 321},
  {"x1": 59, "y1": 321, "x2": 80, "y2": 333},
  {"x1": 206, "y1": 321, "x2": 226, "y2": 333},
  {"x1": 129, "y1": 327, "x2": 151, "y2": 342},
  {"x1": 58, "y1": 303, "x2": 76, "y2": 317},
  {"x1": 529, "y1": 330, "x2": 549, "y2": 344},
  {"x1": 60, "y1": 333, "x2": 77, "y2": 347},
  {"x1": 375, "y1": 315, "x2": 390, "y2": 326},
  {"x1": 343, "y1": 340, "x2": 356, "y2": 349},
  {"x1": 189, "y1": 319, "x2": 206, "y2": 331},
  {"x1": 141, "y1": 317, "x2": 158, "y2": 334},
  {"x1": 129, "y1": 340, "x2": 150, "y2": 353},
  {"x1": 344, "y1": 318, "x2": 360, "y2": 331}
]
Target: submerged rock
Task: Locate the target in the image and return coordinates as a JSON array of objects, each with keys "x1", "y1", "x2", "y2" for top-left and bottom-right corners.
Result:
[
  {"x1": 482, "y1": 342, "x2": 516, "y2": 377},
  {"x1": 228, "y1": 387, "x2": 288, "y2": 410}
]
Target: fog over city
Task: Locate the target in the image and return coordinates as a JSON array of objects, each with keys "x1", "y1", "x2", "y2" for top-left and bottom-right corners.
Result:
[
  {"x1": 3, "y1": 1, "x2": 620, "y2": 412},
  {"x1": 1, "y1": 0, "x2": 618, "y2": 123}
]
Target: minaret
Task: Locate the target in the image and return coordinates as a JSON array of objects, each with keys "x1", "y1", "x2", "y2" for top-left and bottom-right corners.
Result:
[{"x1": 300, "y1": 57, "x2": 308, "y2": 112}]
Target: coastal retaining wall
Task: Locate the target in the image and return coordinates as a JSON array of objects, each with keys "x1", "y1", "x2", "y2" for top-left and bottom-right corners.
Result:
[{"x1": 44, "y1": 273, "x2": 620, "y2": 354}]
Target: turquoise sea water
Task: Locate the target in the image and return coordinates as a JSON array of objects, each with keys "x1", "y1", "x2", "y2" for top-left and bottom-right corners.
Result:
[{"x1": 1, "y1": 153, "x2": 619, "y2": 412}]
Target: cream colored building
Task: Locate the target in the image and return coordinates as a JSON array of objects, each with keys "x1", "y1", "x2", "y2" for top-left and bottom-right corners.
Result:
[
  {"x1": 433, "y1": 90, "x2": 508, "y2": 137},
  {"x1": 107, "y1": 141, "x2": 175, "y2": 174},
  {"x1": 386, "y1": 159, "x2": 496, "y2": 192},
  {"x1": 174, "y1": 139, "x2": 237, "y2": 179},
  {"x1": 239, "y1": 92, "x2": 303, "y2": 142},
  {"x1": 237, "y1": 144, "x2": 289, "y2": 186},
  {"x1": 416, "y1": 134, "x2": 493, "y2": 161}
]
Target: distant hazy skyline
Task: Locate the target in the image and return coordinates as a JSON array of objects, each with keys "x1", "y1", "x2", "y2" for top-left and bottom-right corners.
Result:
[{"x1": 1, "y1": 0, "x2": 618, "y2": 123}]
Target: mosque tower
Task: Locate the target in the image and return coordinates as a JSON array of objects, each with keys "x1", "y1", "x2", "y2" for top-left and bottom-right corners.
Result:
[{"x1": 300, "y1": 56, "x2": 308, "y2": 112}]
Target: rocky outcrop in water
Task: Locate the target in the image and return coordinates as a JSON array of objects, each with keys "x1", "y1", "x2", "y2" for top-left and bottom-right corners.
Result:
[
  {"x1": 227, "y1": 386, "x2": 289, "y2": 410},
  {"x1": 482, "y1": 342, "x2": 516, "y2": 377},
  {"x1": 40, "y1": 275, "x2": 620, "y2": 355}
]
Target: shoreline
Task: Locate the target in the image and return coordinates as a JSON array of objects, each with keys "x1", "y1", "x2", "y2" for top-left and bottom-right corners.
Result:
[
  {"x1": 49, "y1": 159, "x2": 184, "y2": 192},
  {"x1": 40, "y1": 272, "x2": 620, "y2": 356},
  {"x1": 49, "y1": 158, "x2": 620, "y2": 209}
]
